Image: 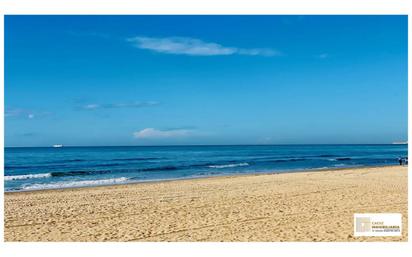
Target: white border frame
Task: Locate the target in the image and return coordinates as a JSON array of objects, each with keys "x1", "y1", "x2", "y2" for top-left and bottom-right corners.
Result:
[{"x1": 0, "y1": 1, "x2": 410, "y2": 256}]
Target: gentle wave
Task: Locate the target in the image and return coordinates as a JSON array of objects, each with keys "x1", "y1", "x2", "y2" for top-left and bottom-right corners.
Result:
[
  {"x1": 139, "y1": 165, "x2": 178, "y2": 172},
  {"x1": 51, "y1": 170, "x2": 112, "y2": 177},
  {"x1": 5, "y1": 164, "x2": 68, "y2": 170},
  {"x1": 270, "y1": 158, "x2": 306, "y2": 163},
  {"x1": 209, "y1": 163, "x2": 249, "y2": 169},
  {"x1": 327, "y1": 157, "x2": 352, "y2": 161},
  {"x1": 112, "y1": 157, "x2": 161, "y2": 161},
  {"x1": 43, "y1": 159, "x2": 85, "y2": 164},
  {"x1": 335, "y1": 157, "x2": 352, "y2": 161},
  {"x1": 21, "y1": 177, "x2": 129, "y2": 191},
  {"x1": 4, "y1": 173, "x2": 52, "y2": 181},
  {"x1": 252, "y1": 154, "x2": 336, "y2": 161}
]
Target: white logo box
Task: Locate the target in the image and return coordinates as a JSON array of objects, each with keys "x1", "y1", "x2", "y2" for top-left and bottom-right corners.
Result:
[{"x1": 354, "y1": 213, "x2": 402, "y2": 237}]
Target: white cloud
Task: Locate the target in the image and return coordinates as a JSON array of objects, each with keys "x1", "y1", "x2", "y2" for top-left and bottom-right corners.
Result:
[
  {"x1": 133, "y1": 128, "x2": 192, "y2": 139},
  {"x1": 127, "y1": 36, "x2": 280, "y2": 57},
  {"x1": 83, "y1": 104, "x2": 100, "y2": 110},
  {"x1": 5, "y1": 108, "x2": 49, "y2": 119},
  {"x1": 81, "y1": 101, "x2": 159, "y2": 110},
  {"x1": 237, "y1": 48, "x2": 278, "y2": 56}
]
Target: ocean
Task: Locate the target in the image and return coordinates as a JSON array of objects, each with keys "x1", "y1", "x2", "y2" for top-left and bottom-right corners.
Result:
[{"x1": 4, "y1": 144, "x2": 407, "y2": 192}]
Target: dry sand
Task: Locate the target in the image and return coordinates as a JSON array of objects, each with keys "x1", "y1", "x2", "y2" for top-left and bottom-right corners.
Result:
[{"x1": 4, "y1": 165, "x2": 408, "y2": 242}]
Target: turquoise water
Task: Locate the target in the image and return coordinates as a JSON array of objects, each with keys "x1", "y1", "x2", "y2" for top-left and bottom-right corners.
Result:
[{"x1": 4, "y1": 144, "x2": 407, "y2": 191}]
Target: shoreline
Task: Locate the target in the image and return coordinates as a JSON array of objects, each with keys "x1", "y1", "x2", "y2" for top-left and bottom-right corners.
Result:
[
  {"x1": 5, "y1": 164, "x2": 402, "y2": 194},
  {"x1": 5, "y1": 165, "x2": 407, "y2": 241}
]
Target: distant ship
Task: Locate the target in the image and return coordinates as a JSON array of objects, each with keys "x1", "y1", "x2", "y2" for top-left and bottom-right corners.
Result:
[
  {"x1": 52, "y1": 144, "x2": 63, "y2": 148},
  {"x1": 392, "y1": 141, "x2": 408, "y2": 145}
]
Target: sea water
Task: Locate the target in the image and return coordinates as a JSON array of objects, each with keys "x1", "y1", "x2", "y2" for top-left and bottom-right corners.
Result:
[{"x1": 4, "y1": 144, "x2": 407, "y2": 191}]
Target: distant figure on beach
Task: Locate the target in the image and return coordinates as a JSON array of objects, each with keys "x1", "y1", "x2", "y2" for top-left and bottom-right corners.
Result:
[{"x1": 398, "y1": 157, "x2": 408, "y2": 166}]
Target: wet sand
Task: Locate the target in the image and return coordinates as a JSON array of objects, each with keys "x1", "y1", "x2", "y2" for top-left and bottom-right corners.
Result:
[{"x1": 4, "y1": 165, "x2": 408, "y2": 241}]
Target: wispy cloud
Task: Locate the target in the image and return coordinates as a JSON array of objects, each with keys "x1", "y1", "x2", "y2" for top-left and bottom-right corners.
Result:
[
  {"x1": 127, "y1": 36, "x2": 280, "y2": 57},
  {"x1": 5, "y1": 108, "x2": 49, "y2": 119},
  {"x1": 133, "y1": 128, "x2": 193, "y2": 139},
  {"x1": 80, "y1": 101, "x2": 159, "y2": 110}
]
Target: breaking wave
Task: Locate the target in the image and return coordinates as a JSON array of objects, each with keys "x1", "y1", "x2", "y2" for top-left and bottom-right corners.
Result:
[
  {"x1": 209, "y1": 163, "x2": 249, "y2": 169},
  {"x1": 20, "y1": 177, "x2": 129, "y2": 191},
  {"x1": 4, "y1": 173, "x2": 52, "y2": 181}
]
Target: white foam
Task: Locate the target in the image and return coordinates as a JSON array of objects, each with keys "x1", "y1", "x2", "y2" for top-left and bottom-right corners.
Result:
[
  {"x1": 21, "y1": 177, "x2": 129, "y2": 191},
  {"x1": 209, "y1": 163, "x2": 249, "y2": 169},
  {"x1": 4, "y1": 173, "x2": 52, "y2": 181}
]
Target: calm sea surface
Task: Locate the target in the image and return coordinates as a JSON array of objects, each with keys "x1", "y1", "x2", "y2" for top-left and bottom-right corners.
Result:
[{"x1": 4, "y1": 145, "x2": 407, "y2": 191}]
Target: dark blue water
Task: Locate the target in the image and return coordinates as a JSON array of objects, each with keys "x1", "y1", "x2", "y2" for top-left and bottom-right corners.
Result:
[{"x1": 4, "y1": 145, "x2": 407, "y2": 191}]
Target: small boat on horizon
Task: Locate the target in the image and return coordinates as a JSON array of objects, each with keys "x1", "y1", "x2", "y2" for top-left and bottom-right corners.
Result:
[
  {"x1": 52, "y1": 144, "x2": 63, "y2": 148},
  {"x1": 392, "y1": 141, "x2": 408, "y2": 145}
]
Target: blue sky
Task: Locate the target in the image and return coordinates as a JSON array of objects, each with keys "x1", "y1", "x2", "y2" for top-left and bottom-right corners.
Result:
[{"x1": 5, "y1": 15, "x2": 408, "y2": 147}]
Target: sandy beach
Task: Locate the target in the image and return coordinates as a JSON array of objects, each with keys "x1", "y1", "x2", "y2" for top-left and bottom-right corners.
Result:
[{"x1": 4, "y1": 165, "x2": 408, "y2": 242}]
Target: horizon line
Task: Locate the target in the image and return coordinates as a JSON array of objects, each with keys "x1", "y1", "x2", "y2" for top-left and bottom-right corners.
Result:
[{"x1": 4, "y1": 143, "x2": 407, "y2": 148}]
